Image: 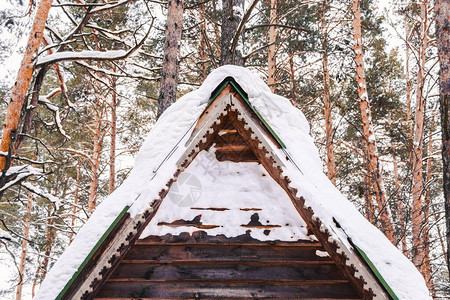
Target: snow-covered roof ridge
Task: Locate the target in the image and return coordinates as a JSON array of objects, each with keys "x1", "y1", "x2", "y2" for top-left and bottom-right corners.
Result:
[{"x1": 35, "y1": 66, "x2": 430, "y2": 300}]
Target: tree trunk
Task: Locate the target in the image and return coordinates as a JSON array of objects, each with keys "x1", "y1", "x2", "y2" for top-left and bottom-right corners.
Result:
[
  {"x1": 393, "y1": 152, "x2": 407, "y2": 254},
  {"x1": 320, "y1": 0, "x2": 336, "y2": 185},
  {"x1": 411, "y1": 0, "x2": 428, "y2": 270},
  {"x1": 15, "y1": 194, "x2": 32, "y2": 300},
  {"x1": 108, "y1": 77, "x2": 117, "y2": 195},
  {"x1": 40, "y1": 208, "x2": 56, "y2": 280},
  {"x1": 267, "y1": 0, "x2": 277, "y2": 92},
  {"x1": 69, "y1": 164, "x2": 80, "y2": 244},
  {"x1": 351, "y1": 0, "x2": 394, "y2": 242},
  {"x1": 0, "y1": 0, "x2": 53, "y2": 173},
  {"x1": 422, "y1": 116, "x2": 435, "y2": 293},
  {"x1": 435, "y1": 0, "x2": 450, "y2": 275},
  {"x1": 199, "y1": 3, "x2": 208, "y2": 80},
  {"x1": 220, "y1": 0, "x2": 244, "y2": 66},
  {"x1": 88, "y1": 100, "x2": 103, "y2": 213},
  {"x1": 157, "y1": 0, "x2": 184, "y2": 117}
]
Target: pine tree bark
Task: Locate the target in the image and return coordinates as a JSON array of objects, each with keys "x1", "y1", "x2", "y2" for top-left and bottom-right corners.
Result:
[
  {"x1": 393, "y1": 152, "x2": 407, "y2": 254},
  {"x1": 422, "y1": 116, "x2": 435, "y2": 293},
  {"x1": 0, "y1": 0, "x2": 53, "y2": 173},
  {"x1": 351, "y1": 0, "x2": 394, "y2": 242},
  {"x1": 411, "y1": 0, "x2": 428, "y2": 270},
  {"x1": 15, "y1": 194, "x2": 32, "y2": 300},
  {"x1": 320, "y1": 0, "x2": 336, "y2": 185},
  {"x1": 199, "y1": 3, "x2": 208, "y2": 80},
  {"x1": 220, "y1": 0, "x2": 244, "y2": 66},
  {"x1": 69, "y1": 164, "x2": 80, "y2": 244},
  {"x1": 108, "y1": 77, "x2": 117, "y2": 195},
  {"x1": 435, "y1": 0, "x2": 450, "y2": 275},
  {"x1": 88, "y1": 98, "x2": 104, "y2": 213},
  {"x1": 267, "y1": 0, "x2": 277, "y2": 92},
  {"x1": 40, "y1": 209, "x2": 56, "y2": 280},
  {"x1": 157, "y1": 0, "x2": 184, "y2": 117}
]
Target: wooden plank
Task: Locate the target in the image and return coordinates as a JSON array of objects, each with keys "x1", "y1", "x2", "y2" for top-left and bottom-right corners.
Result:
[
  {"x1": 96, "y1": 281, "x2": 360, "y2": 299},
  {"x1": 95, "y1": 298, "x2": 360, "y2": 300},
  {"x1": 123, "y1": 244, "x2": 330, "y2": 262},
  {"x1": 109, "y1": 262, "x2": 345, "y2": 281},
  {"x1": 119, "y1": 260, "x2": 335, "y2": 265},
  {"x1": 107, "y1": 279, "x2": 350, "y2": 284}
]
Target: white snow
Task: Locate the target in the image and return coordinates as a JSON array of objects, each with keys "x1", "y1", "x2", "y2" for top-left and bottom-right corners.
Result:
[
  {"x1": 35, "y1": 65, "x2": 431, "y2": 300},
  {"x1": 140, "y1": 149, "x2": 312, "y2": 242},
  {"x1": 0, "y1": 165, "x2": 43, "y2": 193},
  {"x1": 35, "y1": 50, "x2": 128, "y2": 66},
  {"x1": 0, "y1": 228, "x2": 12, "y2": 241},
  {"x1": 22, "y1": 182, "x2": 61, "y2": 209}
]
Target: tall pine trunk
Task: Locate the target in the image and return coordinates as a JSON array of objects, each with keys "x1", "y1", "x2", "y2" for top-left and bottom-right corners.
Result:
[
  {"x1": 88, "y1": 100, "x2": 103, "y2": 213},
  {"x1": 267, "y1": 0, "x2": 277, "y2": 92},
  {"x1": 69, "y1": 164, "x2": 80, "y2": 244},
  {"x1": 351, "y1": 0, "x2": 394, "y2": 242},
  {"x1": 157, "y1": 0, "x2": 184, "y2": 117},
  {"x1": 0, "y1": 0, "x2": 53, "y2": 173},
  {"x1": 422, "y1": 116, "x2": 435, "y2": 293},
  {"x1": 320, "y1": 0, "x2": 336, "y2": 185},
  {"x1": 220, "y1": 0, "x2": 244, "y2": 65},
  {"x1": 199, "y1": 3, "x2": 208, "y2": 80},
  {"x1": 435, "y1": 0, "x2": 450, "y2": 275},
  {"x1": 411, "y1": 0, "x2": 428, "y2": 271},
  {"x1": 108, "y1": 77, "x2": 117, "y2": 195},
  {"x1": 15, "y1": 194, "x2": 32, "y2": 300}
]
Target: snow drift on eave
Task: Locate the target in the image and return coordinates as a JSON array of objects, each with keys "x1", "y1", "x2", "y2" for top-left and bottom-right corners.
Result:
[{"x1": 34, "y1": 65, "x2": 430, "y2": 300}]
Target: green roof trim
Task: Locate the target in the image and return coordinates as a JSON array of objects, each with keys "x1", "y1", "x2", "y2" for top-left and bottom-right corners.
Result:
[
  {"x1": 209, "y1": 77, "x2": 286, "y2": 148},
  {"x1": 55, "y1": 205, "x2": 130, "y2": 300},
  {"x1": 349, "y1": 238, "x2": 398, "y2": 300}
]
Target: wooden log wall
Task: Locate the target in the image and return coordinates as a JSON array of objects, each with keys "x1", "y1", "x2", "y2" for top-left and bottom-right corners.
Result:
[{"x1": 95, "y1": 232, "x2": 361, "y2": 299}]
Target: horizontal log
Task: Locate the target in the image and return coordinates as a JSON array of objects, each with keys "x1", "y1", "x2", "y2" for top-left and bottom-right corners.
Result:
[
  {"x1": 214, "y1": 148, "x2": 258, "y2": 162},
  {"x1": 96, "y1": 281, "x2": 360, "y2": 299},
  {"x1": 110, "y1": 262, "x2": 344, "y2": 281},
  {"x1": 119, "y1": 260, "x2": 335, "y2": 265},
  {"x1": 124, "y1": 244, "x2": 329, "y2": 262}
]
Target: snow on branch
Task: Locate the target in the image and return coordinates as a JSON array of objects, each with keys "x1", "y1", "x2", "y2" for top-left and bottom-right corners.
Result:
[
  {"x1": 22, "y1": 182, "x2": 61, "y2": 209},
  {"x1": 0, "y1": 166, "x2": 43, "y2": 193},
  {"x1": 91, "y1": 0, "x2": 133, "y2": 13},
  {"x1": 0, "y1": 228, "x2": 12, "y2": 241},
  {"x1": 38, "y1": 95, "x2": 70, "y2": 140},
  {"x1": 36, "y1": 20, "x2": 153, "y2": 67}
]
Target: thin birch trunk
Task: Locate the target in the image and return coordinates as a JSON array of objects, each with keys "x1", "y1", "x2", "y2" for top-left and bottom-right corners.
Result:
[
  {"x1": 267, "y1": 0, "x2": 277, "y2": 92},
  {"x1": 411, "y1": 0, "x2": 428, "y2": 270},
  {"x1": 15, "y1": 194, "x2": 32, "y2": 300},
  {"x1": 351, "y1": 0, "x2": 394, "y2": 242},
  {"x1": 0, "y1": 0, "x2": 53, "y2": 172},
  {"x1": 435, "y1": 0, "x2": 450, "y2": 275},
  {"x1": 157, "y1": 0, "x2": 184, "y2": 117},
  {"x1": 320, "y1": 0, "x2": 336, "y2": 185}
]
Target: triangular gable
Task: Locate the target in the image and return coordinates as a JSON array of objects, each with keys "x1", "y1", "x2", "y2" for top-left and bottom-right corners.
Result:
[{"x1": 52, "y1": 80, "x2": 394, "y2": 300}]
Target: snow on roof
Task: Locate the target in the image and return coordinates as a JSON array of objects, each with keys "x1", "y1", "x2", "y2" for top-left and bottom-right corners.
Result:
[{"x1": 35, "y1": 65, "x2": 430, "y2": 300}]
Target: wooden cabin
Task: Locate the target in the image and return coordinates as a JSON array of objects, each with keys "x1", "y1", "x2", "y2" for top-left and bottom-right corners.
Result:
[{"x1": 35, "y1": 67, "x2": 430, "y2": 300}]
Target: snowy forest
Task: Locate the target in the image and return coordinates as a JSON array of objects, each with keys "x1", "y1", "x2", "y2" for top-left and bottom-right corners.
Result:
[{"x1": 0, "y1": 0, "x2": 449, "y2": 299}]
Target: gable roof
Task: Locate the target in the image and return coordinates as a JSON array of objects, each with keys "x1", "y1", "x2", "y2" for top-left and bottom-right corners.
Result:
[{"x1": 34, "y1": 65, "x2": 431, "y2": 300}]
